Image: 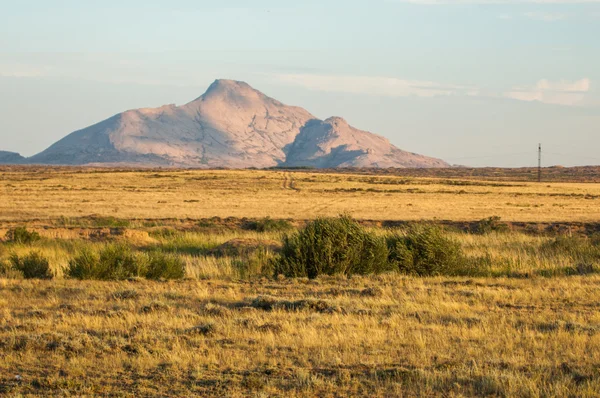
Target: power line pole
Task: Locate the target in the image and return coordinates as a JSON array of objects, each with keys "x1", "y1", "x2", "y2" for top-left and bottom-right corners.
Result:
[{"x1": 538, "y1": 143, "x2": 542, "y2": 183}]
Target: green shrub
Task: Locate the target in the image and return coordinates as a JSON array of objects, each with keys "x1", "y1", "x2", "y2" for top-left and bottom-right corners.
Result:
[
  {"x1": 68, "y1": 245, "x2": 186, "y2": 280},
  {"x1": 243, "y1": 217, "x2": 293, "y2": 233},
  {"x1": 66, "y1": 248, "x2": 101, "y2": 280},
  {"x1": 473, "y1": 216, "x2": 509, "y2": 234},
  {"x1": 387, "y1": 225, "x2": 466, "y2": 276},
  {"x1": 274, "y1": 215, "x2": 391, "y2": 278},
  {"x1": 9, "y1": 252, "x2": 53, "y2": 279},
  {"x1": 6, "y1": 227, "x2": 41, "y2": 244},
  {"x1": 146, "y1": 251, "x2": 186, "y2": 280},
  {"x1": 68, "y1": 244, "x2": 148, "y2": 280}
]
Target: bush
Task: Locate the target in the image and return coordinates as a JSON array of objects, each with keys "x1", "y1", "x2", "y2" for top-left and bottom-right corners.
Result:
[
  {"x1": 274, "y1": 215, "x2": 391, "y2": 278},
  {"x1": 9, "y1": 252, "x2": 53, "y2": 279},
  {"x1": 473, "y1": 216, "x2": 509, "y2": 234},
  {"x1": 146, "y1": 251, "x2": 186, "y2": 280},
  {"x1": 68, "y1": 245, "x2": 186, "y2": 280},
  {"x1": 243, "y1": 217, "x2": 293, "y2": 233},
  {"x1": 5, "y1": 227, "x2": 41, "y2": 244},
  {"x1": 68, "y1": 244, "x2": 149, "y2": 280},
  {"x1": 387, "y1": 225, "x2": 466, "y2": 276}
]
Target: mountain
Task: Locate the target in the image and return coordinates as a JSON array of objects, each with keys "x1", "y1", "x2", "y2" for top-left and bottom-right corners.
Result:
[
  {"x1": 15, "y1": 80, "x2": 448, "y2": 168},
  {"x1": 284, "y1": 117, "x2": 447, "y2": 168},
  {"x1": 0, "y1": 151, "x2": 25, "y2": 164}
]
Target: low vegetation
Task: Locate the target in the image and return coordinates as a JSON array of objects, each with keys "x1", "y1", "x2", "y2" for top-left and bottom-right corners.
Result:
[
  {"x1": 9, "y1": 251, "x2": 53, "y2": 279},
  {"x1": 275, "y1": 215, "x2": 391, "y2": 278},
  {"x1": 145, "y1": 250, "x2": 186, "y2": 280},
  {"x1": 2, "y1": 216, "x2": 600, "y2": 281},
  {"x1": 1, "y1": 276, "x2": 599, "y2": 396},
  {"x1": 5, "y1": 227, "x2": 41, "y2": 245},
  {"x1": 242, "y1": 217, "x2": 293, "y2": 233},
  {"x1": 472, "y1": 216, "x2": 510, "y2": 234},
  {"x1": 2, "y1": 168, "x2": 600, "y2": 222},
  {"x1": 67, "y1": 245, "x2": 185, "y2": 281},
  {"x1": 2, "y1": 169, "x2": 600, "y2": 395},
  {"x1": 387, "y1": 225, "x2": 468, "y2": 276}
]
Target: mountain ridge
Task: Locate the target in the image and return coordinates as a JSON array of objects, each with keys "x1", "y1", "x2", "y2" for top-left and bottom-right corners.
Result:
[{"x1": 1, "y1": 79, "x2": 448, "y2": 168}]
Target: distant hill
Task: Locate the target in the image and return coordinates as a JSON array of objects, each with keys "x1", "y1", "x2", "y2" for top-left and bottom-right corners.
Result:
[
  {"x1": 6, "y1": 80, "x2": 448, "y2": 168},
  {"x1": 0, "y1": 151, "x2": 25, "y2": 164}
]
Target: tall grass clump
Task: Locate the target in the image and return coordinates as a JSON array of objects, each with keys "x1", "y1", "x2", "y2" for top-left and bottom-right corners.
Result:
[
  {"x1": 1, "y1": 258, "x2": 24, "y2": 279},
  {"x1": 5, "y1": 227, "x2": 41, "y2": 245},
  {"x1": 145, "y1": 250, "x2": 186, "y2": 280},
  {"x1": 541, "y1": 235, "x2": 600, "y2": 265},
  {"x1": 9, "y1": 252, "x2": 53, "y2": 279},
  {"x1": 275, "y1": 215, "x2": 391, "y2": 278},
  {"x1": 234, "y1": 247, "x2": 277, "y2": 279},
  {"x1": 387, "y1": 225, "x2": 467, "y2": 276},
  {"x1": 67, "y1": 244, "x2": 148, "y2": 280}
]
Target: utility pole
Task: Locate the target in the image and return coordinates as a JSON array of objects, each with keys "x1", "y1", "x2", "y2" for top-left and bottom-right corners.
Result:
[{"x1": 538, "y1": 143, "x2": 542, "y2": 183}]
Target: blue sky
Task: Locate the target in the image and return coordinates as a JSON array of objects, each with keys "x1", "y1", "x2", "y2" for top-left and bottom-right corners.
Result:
[{"x1": 1, "y1": 0, "x2": 599, "y2": 166}]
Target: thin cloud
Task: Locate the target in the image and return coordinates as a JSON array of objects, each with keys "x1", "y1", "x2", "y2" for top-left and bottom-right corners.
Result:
[
  {"x1": 275, "y1": 73, "x2": 595, "y2": 107},
  {"x1": 0, "y1": 65, "x2": 49, "y2": 78},
  {"x1": 274, "y1": 73, "x2": 475, "y2": 98},
  {"x1": 505, "y1": 78, "x2": 592, "y2": 106},
  {"x1": 523, "y1": 12, "x2": 567, "y2": 21}
]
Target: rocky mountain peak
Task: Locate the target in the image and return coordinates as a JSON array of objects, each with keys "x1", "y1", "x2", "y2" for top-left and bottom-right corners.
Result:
[{"x1": 10, "y1": 80, "x2": 447, "y2": 169}]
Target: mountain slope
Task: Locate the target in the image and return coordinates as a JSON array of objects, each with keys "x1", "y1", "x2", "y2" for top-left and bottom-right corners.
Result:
[
  {"x1": 22, "y1": 79, "x2": 447, "y2": 168},
  {"x1": 0, "y1": 151, "x2": 25, "y2": 164},
  {"x1": 285, "y1": 117, "x2": 447, "y2": 168}
]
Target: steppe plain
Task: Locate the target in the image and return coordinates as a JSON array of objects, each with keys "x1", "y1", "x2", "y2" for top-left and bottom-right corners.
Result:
[{"x1": 1, "y1": 166, "x2": 600, "y2": 397}]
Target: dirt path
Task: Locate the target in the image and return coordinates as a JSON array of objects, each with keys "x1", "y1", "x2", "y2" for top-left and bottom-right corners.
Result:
[{"x1": 282, "y1": 172, "x2": 298, "y2": 191}]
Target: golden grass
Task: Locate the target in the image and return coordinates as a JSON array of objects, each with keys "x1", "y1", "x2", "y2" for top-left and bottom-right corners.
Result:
[
  {"x1": 2, "y1": 168, "x2": 600, "y2": 396},
  {"x1": 2, "y1": 168, "x2": 600, "y2": 223},
  {"x1": 1, "y1": 229, "x2": 595, "y2": 280},
  {"x1": 1, "y1": 276, "x2": 599, "y2": 396}
]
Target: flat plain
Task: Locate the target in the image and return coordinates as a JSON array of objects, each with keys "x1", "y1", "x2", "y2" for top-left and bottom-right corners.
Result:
[
  {"x1": 2, "y1": 167, "x2": 600, "y2": 223},
  {"x1": 1, "y1": 166, "x2": 600, "y2": 397}
]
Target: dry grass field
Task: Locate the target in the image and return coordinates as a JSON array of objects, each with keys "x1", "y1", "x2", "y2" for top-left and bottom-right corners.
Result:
[
  {"x1": 2, "y1": 167, "x2": 600, "y2": 223},
  {"x1": 2, "y1": 276, "x2": 600, "y2": 397},
  {"x1": 2, "y1": 167, "x2": 600, "y2": 397}
]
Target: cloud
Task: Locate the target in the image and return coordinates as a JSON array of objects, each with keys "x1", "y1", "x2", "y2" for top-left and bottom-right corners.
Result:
[
  {"x1": 275, "y1": 73, "x2": 595, "y2": 107},
  {"x1": 0, "y1": 65, "x2": 49, "y2": 78},
  {"x1": 505, "y1": 78, "x2": 591, "y2": 106},
  {"x1": 274, "y1": 73, "x2": 476, "y2": 98},
  {"x1": 523, "y1": 12, "x2": 567, "y2": 21}
]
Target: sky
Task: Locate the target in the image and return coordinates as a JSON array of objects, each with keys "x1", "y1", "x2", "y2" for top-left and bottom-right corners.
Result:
[{"x1": 1, "y1": 0, "x2": 599, "y2": 167}]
